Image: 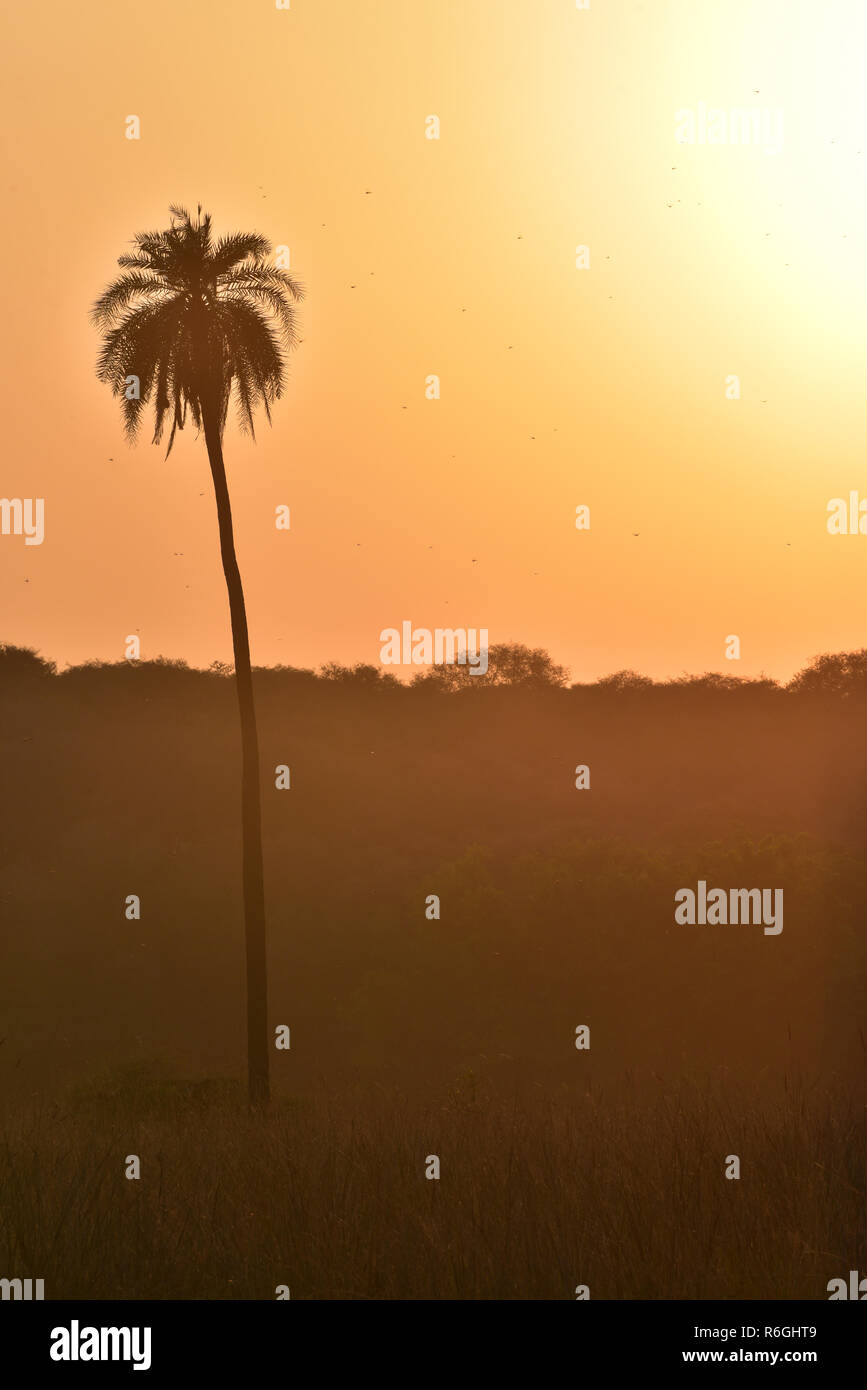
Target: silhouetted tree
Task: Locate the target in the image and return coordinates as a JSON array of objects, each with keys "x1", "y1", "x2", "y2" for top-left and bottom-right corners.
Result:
[
  {"x1": 320, "y1": 662, "x2": 401, "y2": 687},
  {"x1": 0, "y1": 644, "x2": 56, "y2": 681},
  {"x1": 788, "y1": 650, "x2": 867, "y2": 697},
  {"x1": 589, "y1": 669, "x2": 655, "y2": 693},
  {"x1": 92, "y1": 204, "x2": 303, "y2": 1104},
  {"x1": 412, "y1": 641, "x2": 568, "y2": 691}
]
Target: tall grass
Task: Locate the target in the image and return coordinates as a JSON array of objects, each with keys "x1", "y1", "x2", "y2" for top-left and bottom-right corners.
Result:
[{"x1": 1, "y1": 1067, "x2": 862, "y2": 1300}]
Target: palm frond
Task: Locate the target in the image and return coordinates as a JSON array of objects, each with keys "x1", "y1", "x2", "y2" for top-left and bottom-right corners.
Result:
[
  {"x1": 90, "y1": 272, "x2": 170, "y2": 327},
  {"x1": 211, "y1": 233, "x2": 271, "y2": 275}
]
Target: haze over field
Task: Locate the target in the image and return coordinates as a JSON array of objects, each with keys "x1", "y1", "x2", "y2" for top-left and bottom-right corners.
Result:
[{"x1": 1, "y1": 651, "x2": 865, "y2": 1298}]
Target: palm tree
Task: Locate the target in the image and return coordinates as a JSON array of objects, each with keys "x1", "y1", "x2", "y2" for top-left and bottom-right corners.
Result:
[{"x1": 92, "y1": 204, "x2": 303, "y2": 1104}]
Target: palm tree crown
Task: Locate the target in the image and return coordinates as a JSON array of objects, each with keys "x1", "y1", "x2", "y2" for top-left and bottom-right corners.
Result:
[{"x1": 91, "y1": 203, "x2": 303, "y2": 453}]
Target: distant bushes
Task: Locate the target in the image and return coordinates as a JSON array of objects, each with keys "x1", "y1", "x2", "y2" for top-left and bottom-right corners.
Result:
[
  {"x1": 412, "y1": 642, "x2": 570, "y2": 691},
  {"x1": 0, "y1": 643, "x2": 56, "y2": 680},
  {"x1": 787, "y1": 649, "x2": 867, "y2": 697},
  {"x1": 4, "y1": 641, "x2": 867, "y2": 700}
]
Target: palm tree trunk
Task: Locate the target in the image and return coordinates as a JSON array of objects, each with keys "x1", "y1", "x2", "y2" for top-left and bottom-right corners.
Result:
[{"x1": 202, "y1": 402, "x2": 270, "y2": 1106}]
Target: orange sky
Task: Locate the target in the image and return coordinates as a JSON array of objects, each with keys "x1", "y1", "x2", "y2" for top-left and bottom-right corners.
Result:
[{"x1": 2, "y1": 0, "x2": 867, "y2": 681}]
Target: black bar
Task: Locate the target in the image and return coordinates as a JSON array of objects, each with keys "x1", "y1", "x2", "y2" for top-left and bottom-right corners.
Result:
[{"x1": 2, "y1": 1299, "x2": 861, "y2": 1375}]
